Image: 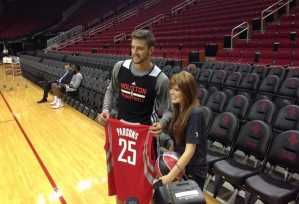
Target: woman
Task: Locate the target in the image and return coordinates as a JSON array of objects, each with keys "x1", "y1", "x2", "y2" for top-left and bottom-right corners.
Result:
[{"x1": 159, "y1": 71, "x2": 208, "y2": 191}]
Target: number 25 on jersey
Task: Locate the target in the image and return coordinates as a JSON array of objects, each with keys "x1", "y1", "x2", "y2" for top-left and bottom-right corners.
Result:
[{"x1": 118, "y1": 138, "x2": 136, "y2": 165}]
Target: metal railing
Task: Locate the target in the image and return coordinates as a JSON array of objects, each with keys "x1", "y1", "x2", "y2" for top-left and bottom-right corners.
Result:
[
  {"x1": 114, "y1": 33, "x2": 126, "y2": 43},
  {"x1": 88, "y1": 21, "x2": 114, "y2": 37},
  {"x1": 135, "y1": 14, "x2": 164, "y2": 30},
  {"x1": 231, "y1": 21, "x2": 249, "y2": 51},
  {"x1": 171, "y1": 0, "x2": 192, "y2": 14},
  {"x1": 117, "y1": 3, "x2": 127, "y2": 12},
  {"x1": 261, "y1": 0, "x2": 293, "y2": 32},
  {"x1": 88, "y1": 18, "x2": 100, "y2": 28},
  {"x1": 87, "y1": 0, "x2": 154, "y2": 31},
  {"x1": 57, "y1": 35, "x2": 83, "y2": 50},
  {"x1": 103, "y1": 10, "x2": 114, "y2": 19},
  {"x1": 47, "y1": 25, "x2": 84, "y2": 47},
  {"x1": 145, "y1": 0, "x2": 161, "y2": 10},
  {"x1": 118, "y1": 8, "x2": 139, "y2": 22}
]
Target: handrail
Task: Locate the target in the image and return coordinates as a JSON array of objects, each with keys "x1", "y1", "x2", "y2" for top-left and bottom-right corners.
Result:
[
  {"x1": 88, "y1": 22, "x2": 114, "y2": 36},
  {"x1": 231, "y1": 21, "x2": 249, "y2": 51},
  {"x1": 86, "y1": 0, "x2": 154, "y2": 33},
  {"x1": 118, "y1": 8, "x2": 139, "y2": 22},
  {"x1": 135, "y1": 14, "x2": 164, "y2": 30},
  {"x1": 47, "y1": 25, "x2": 83, "y2": 47},
  {"x1": 171, "y1": 0, "x2": 191, "y2": 14},
  {"x1": 261, "y1": 0, "x2": 293, "y2": 32},
  {"x1": 145, "y1": 0, "x2": 161, "y2": 10},
  {"x1": 57, "y1": 35, "x2": 83, "y2": 50},
  {"x1": 117, "y1": 3, "x2": 127, "y2": 12},
  {"x1": 114, "y1": 33, "x2": 126, "y2": 43},
  {"x1": 103, "y1": 10, "x2": 114, "y2": 19},
  {"x1": 88, "y1": 18, "x2": 100, "y2": 28}
]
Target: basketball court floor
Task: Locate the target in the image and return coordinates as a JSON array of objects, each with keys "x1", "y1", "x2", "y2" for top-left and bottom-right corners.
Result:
[{"x1": 0, "y1": 64, "x2": 222, "y2": 204}]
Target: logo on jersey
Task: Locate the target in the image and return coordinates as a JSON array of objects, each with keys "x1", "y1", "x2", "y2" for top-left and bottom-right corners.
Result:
[
  {"x1": 120, "y1": 83, "x2": 147, "y2": 103},
  {"x1": 116, "y1": 128, "x2": 139, "y2": 140}
]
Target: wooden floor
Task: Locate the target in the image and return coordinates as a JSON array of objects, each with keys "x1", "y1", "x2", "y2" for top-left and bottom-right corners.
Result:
[{"x1": 0, "y1": 65, "x2": 221, "y2": 204}]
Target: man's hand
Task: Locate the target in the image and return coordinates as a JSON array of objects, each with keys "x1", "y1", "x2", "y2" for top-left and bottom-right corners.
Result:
[
  {"x1": 150, "y1": 122, "x2": 163, "y2": 137},
  {"x1": 98, "y1": 111, "x2": 110, "y2": 126}
]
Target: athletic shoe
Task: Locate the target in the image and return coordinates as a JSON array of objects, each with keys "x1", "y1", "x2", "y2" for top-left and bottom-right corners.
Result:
[{"x1": 53, "y1": 103, "x2": 64, "y2": 109}]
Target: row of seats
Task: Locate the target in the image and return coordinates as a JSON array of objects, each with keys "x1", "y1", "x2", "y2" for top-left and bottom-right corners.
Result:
[
  {"x1": 215, "y1": 50, "x2": 299, "y2": 67},
  {"x1": 234, "y1": 40, "x2": 299, "y2": 52}
]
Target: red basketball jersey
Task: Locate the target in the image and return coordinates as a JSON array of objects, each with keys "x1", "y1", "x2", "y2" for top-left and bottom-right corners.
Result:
[{"x1": 104, "y1": 118, "x2": 156, "y2": 204}]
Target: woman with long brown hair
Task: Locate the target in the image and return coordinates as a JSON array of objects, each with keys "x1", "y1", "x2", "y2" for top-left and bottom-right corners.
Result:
[{"x1": 159, "y1": 71, "x2": 208, "y2": 190}]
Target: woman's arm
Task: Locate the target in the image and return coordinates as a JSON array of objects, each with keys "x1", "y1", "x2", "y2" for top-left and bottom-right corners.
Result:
[{"x1": 160, "y1": 143, "x2": 196, "y2": 185}]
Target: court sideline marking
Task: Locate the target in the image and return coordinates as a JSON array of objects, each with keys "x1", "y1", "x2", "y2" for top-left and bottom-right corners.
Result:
[{"x1": 0, "y1": 90, "x2": 67, "y2": 204}]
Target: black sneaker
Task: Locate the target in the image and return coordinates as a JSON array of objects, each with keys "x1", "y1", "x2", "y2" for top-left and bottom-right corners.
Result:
[{"x1": 37, "y1": 98, "x2": 47, "y2": 103}]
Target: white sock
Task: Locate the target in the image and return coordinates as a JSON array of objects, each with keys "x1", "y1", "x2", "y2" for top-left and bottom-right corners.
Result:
[
  {"x1": 54, "y1": 96, "x2": 57, "y2": 101},
  {"x1": 58, "y1": 98, "x2": 62, "y2": 104}
]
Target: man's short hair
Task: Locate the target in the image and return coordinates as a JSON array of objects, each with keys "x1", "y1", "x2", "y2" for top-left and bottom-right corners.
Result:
[
  {"x1": 74, "y1": 64, "x2": 81, "y2": 72},
  {"x1": 131, "y1": 30, "x2": 155, "y2": 49},
  {"x1": 65, "y1": 63, "x2": 71, "y2": 67}
]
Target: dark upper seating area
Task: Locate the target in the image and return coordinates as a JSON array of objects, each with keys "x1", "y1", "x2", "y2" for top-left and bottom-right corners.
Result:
[
  {"x1": 54, "y1": 0, "x2": 148, "y2": 32},
  {"x1": 0, "y1": 0, "x2": 76, "y2": 40}
]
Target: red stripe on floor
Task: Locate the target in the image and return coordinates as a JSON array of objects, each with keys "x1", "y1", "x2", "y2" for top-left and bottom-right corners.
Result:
[{"x1": 0, "y1": 90, "x2": 67, "y2": 204}]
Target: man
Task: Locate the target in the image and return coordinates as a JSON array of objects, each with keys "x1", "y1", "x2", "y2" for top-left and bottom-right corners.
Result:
[
  {"x1": 37, "y1": 63, "x2": 73, "y2": 103},
  {"x1": 50, "y1": 64, "x2": 83, "y2": 109},
  {"x1": 98, "y1": 30, "x2": 172, "y2": 204}
]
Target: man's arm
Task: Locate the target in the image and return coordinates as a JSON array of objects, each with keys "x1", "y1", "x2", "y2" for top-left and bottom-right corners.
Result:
[
  {"x1": 71, "y1": 74, "x2": 83, "y2": 89},
  {"x1": 102, "y1": 61, "x2": 123, "y2": 112},
  {"x1": 157, "y1": 73, "x2": 173, "y2": 129}
]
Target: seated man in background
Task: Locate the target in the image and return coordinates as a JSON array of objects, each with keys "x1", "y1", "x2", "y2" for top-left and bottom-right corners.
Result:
[
  {"x1": 37, "y1": 63, "x2": 73, "y2": 103},
  {"x1": 51, "y1": 64, "x2": 83, "y2": 109}
]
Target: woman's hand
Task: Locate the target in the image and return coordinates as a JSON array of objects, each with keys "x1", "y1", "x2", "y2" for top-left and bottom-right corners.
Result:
[{"x1": 159, "y1": 175, "x2": 173, "y2": 185}]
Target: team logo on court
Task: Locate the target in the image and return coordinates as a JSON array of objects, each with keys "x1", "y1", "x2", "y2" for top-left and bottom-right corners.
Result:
[
  {"x1": 289, "y1": 108, "x2": 296, "y2": 116},
  {"x1": 236, "y1": 97, "x2": 242, "y2": 104},
  {"x1": 222, "y1": 115, "x2": 228, "y2": 123},
  {"x1": 288, "y1": 134, "x2": 298, "y2": 146},
  {"x1": 252, "y1": 123, "x2": 260, "y2": 134},
  {"x1": 260, "y1": 101, "x2": 267, "y2": 109}
]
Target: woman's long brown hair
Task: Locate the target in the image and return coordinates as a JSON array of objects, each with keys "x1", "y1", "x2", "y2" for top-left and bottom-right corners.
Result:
[{"x1": 169, "y1": 71, "x2": 201, "y2": 147}]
